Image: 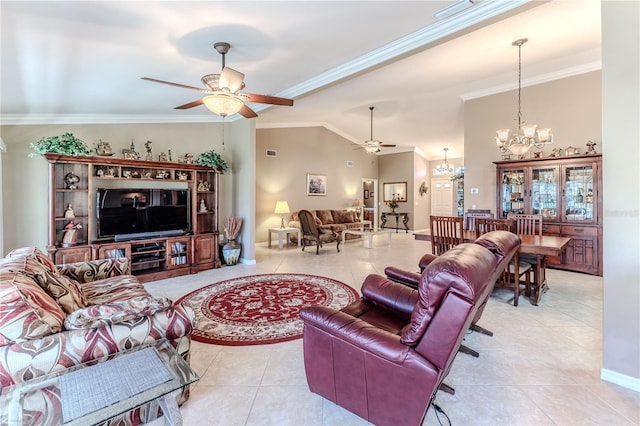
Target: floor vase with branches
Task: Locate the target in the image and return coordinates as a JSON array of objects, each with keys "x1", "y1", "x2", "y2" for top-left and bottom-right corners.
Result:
[{"x1": 222, "y1": 216, "x2": 243, "y2": 265}]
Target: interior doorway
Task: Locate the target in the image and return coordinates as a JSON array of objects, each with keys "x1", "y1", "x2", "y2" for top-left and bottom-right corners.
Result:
[
  {"x1": 430, "y1": 178, "x2": 454, "y2": 217},
  {"x1": 362, "y1": 178, "x2": 378, "y2": 229}
]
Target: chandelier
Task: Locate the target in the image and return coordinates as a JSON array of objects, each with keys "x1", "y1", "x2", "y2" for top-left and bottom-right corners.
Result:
[
  {"x1": 435, "y1": 148, "x2": 455, "y2": 175},
  {"x1": 495, "y1": 38, "x2": 552, "y2": 157}
]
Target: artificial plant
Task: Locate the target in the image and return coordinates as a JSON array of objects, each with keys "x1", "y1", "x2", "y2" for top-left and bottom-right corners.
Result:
[
  {"x1": 30, "y1": 132, "x2": 92, "y2": 157},
  {"x1": 196, "y1": 149, "x2": 229, "y2": 174}
]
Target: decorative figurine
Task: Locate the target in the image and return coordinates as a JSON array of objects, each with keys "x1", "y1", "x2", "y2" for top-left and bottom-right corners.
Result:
[
  {"x1": 64, "y1": 172, "x2": 80, "y2": 189},
  {"x1": 549, "y1": 148, "x2": 563, "y2": 158},
  {"x1": 144, "y1": 141, "x2": 153, "y2": 161},
  {"x1": 586, "y1": 140, "x2": 597, "y2": 154},
  {"x1": 123, "y1": 140, "x2": 140, "y2": 160},
  {"x1": 94, "y1": 139, "x2": 114, "y2": 156},
  {"x1": 158, "y1": 152, "x2": 168, "y2": 162},
  {"x1": 64, "y1": 204, "x2": 75, "y2": 218},
  {"x1": 168, "y1": 149, "x2": 172, "y2": 162},
  {"x1": 62, "y1": 221, "x2": 82, "y2": 247},
  {"x1": 531, "y1": 151, "x2": 543, "y2": 158},
  {"x1": 185, "y1": 153, "x2": 194, "y2": 164},
  {"x1": 199, "y1": 199, "x2": 208, "y2": 212},
  {"x1": 197, "y1": 180, "x2": 211, "y2": 192}
]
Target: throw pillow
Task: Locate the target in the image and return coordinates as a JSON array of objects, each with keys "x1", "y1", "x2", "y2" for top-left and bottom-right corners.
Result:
[
  {"x1": 7, "y1": 247, "x2": 59, "y2": 274},
  {"x1": 0, "y1": 270, "x2": 65, "y2": 344},
  {"x1": 32, "y1": 269, "x2": 85, "y2": 315},
  {"x1": 331, "y1": 210, "x2": 354, "y2": 223},
  {"x1": 316, "y1": 210, "x2": 334, "y2": 224},
  {"x1": 64, "y1": 296, "x2": 173, "y2": 330},
  {"x1": 80, "y1": 275, "x2": 150, "y2": 305}
]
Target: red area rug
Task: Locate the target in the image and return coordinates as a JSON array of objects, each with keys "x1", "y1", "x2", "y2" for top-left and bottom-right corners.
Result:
[{"x1": 175, "y1": 273, "x2": 359, "y2": 346}]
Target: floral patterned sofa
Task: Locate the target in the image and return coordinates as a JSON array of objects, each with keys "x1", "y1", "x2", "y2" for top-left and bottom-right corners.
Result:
[
  {"x1": 287, "y1": 209, "x2": 366, "y2": 241},
  {"x1": 0, "y1": 247, "x2": 195, "y2": 425}
]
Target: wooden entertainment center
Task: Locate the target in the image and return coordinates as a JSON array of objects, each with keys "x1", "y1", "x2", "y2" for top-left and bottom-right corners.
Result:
[{"x1": 45, "y1": 154, "x2": 221, "y2": 282}]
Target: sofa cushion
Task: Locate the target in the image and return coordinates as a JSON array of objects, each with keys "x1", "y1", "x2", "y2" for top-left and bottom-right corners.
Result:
[
  {"x1": 80, "y1": 275, "x2": 150, "y2": 305},
  {"x1": 316, "y1": 210, "x2": 334, "y2": 224},
  {"x1": 332, "y1": 210, "x2": 355, "y2": 224},
  {"x1": 64, "y1": 296, "x2": 173, "y2": 330},
  {"x1": 0, "y1": 269, "x2": 65, "y2": 344}
]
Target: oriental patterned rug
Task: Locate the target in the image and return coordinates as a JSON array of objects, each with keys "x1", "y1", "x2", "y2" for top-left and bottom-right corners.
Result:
[{"x1": 175, "y1": 273, "x2": 359, "y2": 346}]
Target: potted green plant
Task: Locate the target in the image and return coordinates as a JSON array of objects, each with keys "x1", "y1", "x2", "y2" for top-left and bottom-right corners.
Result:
[
  {"x1": 30, "y1": 132, "x2": 92, "y2": 157},
  {"x1": 196, "y1": 149, "x2": 229, "y2": 174}
]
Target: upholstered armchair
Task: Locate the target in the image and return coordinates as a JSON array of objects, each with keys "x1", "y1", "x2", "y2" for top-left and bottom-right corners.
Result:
[
  {"x1": 298, "y1": 209, "x2": 340, "y2": 254},
  {"x1": 300, "y1": 240, "x2": 505, "y2": 426}
]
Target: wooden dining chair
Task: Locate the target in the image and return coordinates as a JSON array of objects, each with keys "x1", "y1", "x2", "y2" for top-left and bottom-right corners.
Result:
[
  {"x1": 429, "y1": 215, "x2": 464, "y2": 255},
  {"x1": 507, "y1": 213, "x2": 543, "y2": 236},
  {"x1": 476, "y1": 218, "x2": 532, "y2": 306},
  {"x1": 464, "y1": 211, "x2": 494, "y2": 231}
]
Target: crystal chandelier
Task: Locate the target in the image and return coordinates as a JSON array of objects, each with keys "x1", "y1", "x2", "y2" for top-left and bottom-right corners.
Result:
[
  {"x1": 435, "y1": 148, "x2": 455, "y2": 175},
  {"x1": 495, "y1": 38, "x2": 552, "y2": 157}
]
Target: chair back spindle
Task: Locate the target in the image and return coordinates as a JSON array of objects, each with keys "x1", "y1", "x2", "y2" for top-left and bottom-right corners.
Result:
[{"x1": 430, "y1": 216, "x2": 464, "y2": 255}]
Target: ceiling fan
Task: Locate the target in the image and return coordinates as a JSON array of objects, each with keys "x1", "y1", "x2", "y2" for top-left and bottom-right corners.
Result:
[
  {"x1": 356, "y1": 106, "x2": 396, "y2": 153},
  {"x1": 142, "y1": 42, "x2": 294, "y2": 119}
]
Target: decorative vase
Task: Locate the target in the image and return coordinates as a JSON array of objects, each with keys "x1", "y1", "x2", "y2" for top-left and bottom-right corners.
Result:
[{"x1": 222, "y1": 239, "x2": 241, "y2": 266}]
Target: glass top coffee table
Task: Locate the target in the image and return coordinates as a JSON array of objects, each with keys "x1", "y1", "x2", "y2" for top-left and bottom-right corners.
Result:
[
  {"x1": 0, "y1": 339, "x2": 198, "y2": 425},
  {"x1": 342, "y1": 228, "x2": 392, "y2": 249}
]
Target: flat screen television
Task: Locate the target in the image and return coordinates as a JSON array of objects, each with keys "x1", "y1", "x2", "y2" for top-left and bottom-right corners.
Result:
[{"x1": 97, "y1": 188, "x2": 191, "y2": 241}]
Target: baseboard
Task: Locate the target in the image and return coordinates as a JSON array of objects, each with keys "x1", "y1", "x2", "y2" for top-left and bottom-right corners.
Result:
[
  {"x1": 601, "y1": 368, "x2": 640, "y2": 392},
  {"x1": 240, "y1": 257, "x2": 256, "y2": 265}
]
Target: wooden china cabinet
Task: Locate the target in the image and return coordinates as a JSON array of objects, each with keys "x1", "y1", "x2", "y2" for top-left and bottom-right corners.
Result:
[
  {"x1": 45, "y1": 154, "x2": 221, "y2": 282},
  {"x1": 494, "y1": 153, "x2": 602, "y2": 276}
]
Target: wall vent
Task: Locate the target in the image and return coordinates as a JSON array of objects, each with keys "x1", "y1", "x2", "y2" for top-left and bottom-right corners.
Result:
[{"x1": 266, "y1": 149, "x2": 277, "y2": 157}]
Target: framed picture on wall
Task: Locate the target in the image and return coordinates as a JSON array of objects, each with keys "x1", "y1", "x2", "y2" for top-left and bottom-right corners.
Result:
[
  {"x1": 307, "y1": 173, "x2": 327, "y2": 196},
  {"x1": 364, "y1": 189, "x2": 369, "y2": 199}
]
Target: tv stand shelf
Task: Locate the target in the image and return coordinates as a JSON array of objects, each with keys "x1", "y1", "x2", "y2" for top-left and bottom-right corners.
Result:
[{"x1": 44, "y1": 154, "x2": 221, "y2": 281}]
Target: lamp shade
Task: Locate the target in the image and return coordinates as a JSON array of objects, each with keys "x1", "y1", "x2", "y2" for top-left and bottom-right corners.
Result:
[
  {"x1": 202, "y1": 93, "x2": 244, "y2": 117},
  {"x1": 274, "y1": 201, "x2": 290, "y2": 214},
  {"x1": 352, "y1": 198, "x2": 363, "y2": 207}
]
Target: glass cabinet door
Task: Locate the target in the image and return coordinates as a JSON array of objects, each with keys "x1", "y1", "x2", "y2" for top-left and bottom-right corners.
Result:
[
  {"x1": 531, "y1": 166, "x2": 559, "y2": 221},
  {"x1": 499, "y1": 169, "x2": 526, "y2": 217},
  {"x1": 563, "y1": 164, "x2": 595, "y2": 222}
]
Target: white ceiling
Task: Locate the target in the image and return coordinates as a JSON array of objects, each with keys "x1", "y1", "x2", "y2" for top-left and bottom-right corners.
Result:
[{"x1": 0, "y1": 1, "x2": 601, "y2": 160}]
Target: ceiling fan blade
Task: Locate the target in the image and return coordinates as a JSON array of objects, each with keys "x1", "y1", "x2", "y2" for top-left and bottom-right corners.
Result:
[
  {"x1": 141, "y1": 77, "x2": 204, "y2": 92},
  {"x1": 174, "y1": 99, "x2": 204, "y2": 109},
  {"x1": 380, "y1": 144, "x2": 397, "y2": 147},
  {"x1": 238, "y1": 104, "x2": 258, "y2": 118},
  {"x1": 220, "y1": 67, "x2": 245, "y2": 93},
  {"x1": 242, "y1": 93, "x2": 294, "y2": 106}
]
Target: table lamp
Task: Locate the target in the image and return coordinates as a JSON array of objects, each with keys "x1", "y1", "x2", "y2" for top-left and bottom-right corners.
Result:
[
  {"x1": 352, "y1": 198, "x2": 363, "y2": 220},
  {"x1": 274, "y1": 201, "x2": 291, "y2": 228}
]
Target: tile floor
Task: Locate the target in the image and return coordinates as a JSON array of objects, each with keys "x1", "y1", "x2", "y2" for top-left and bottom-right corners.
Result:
[{"x1": 144, "y1": 232, "x2": 639, "y2": 425}]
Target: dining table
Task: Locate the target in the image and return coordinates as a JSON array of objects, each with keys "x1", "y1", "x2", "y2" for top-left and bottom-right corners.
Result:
[{"x1": 416, "y1": 230, "x2": 570, "y2": 305}]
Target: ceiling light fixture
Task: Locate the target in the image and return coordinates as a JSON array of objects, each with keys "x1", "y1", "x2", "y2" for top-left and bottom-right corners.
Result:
[
  {"x1": 495, "y1": 38, "x2": 552, "y2": 158},
  {"x1": 435, "y1": 148, "x2": 455, "y2": 175},
  {"x1": 202, "y1": 92, "x2": 244, "y2": 117}
]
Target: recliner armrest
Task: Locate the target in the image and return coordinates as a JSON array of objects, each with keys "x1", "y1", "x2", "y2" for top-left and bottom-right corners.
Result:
[
  {"x1": 418, "y1": 253, "x2": 438, "y2": 272},
  {"x1": 384, "y1": 266, "x2": 420, "y2": 289},
  {"x1": 361, "y1": 274, "x2": 418, "y2": 317},
  {"x1": 300, "y1": 306, "x2": 410, "y2": 364}
]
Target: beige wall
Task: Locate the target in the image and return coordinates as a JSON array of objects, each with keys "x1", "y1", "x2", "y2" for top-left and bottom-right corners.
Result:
[
  {"x1": 255, "y1": 126, "x2": 378, "y2": 243},
  {"x1": 379, "y1": 152, "x2": 415, "y2": 229},
  {"x1": 0, "y1": 122, "x2": 232, "y2": 253},
  {"x1": 463, "y1": 71, "x2": 602, "y2": 214},
  {"x1": 601, "y1": 0, "x2": 640, "y2": 387}
]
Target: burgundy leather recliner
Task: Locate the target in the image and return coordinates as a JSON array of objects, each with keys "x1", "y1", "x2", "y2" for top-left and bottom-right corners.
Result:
[
  {"x1": 300, "y1": 231, "x2": 520, "y2": 426},
  {"x1": 384, "y1": 231, "x2": 521, "y2": 346}
]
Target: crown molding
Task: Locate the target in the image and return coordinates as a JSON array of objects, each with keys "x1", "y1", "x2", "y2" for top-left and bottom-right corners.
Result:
[
  {"x1": 277, "y1": 0, "x2": 529, "y2": 100},
  {"x1": 461, "y1": 61, "x2": 602, "y2": 101},
  {"x1": 0, "y1": 114, "x2": 232, "y2": 126}
]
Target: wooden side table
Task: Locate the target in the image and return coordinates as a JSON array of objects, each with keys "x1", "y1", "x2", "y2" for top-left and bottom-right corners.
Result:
[{"x1": 268, "y1": 227, "x2": 301, "y2": 249}]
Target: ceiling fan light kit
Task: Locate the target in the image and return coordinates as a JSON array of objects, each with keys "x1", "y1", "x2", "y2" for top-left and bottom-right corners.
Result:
[
  {"x1": 495, "y1": 38, "x2": 552, "y2": 158},
  {"x1": 362, "y1": 106, "x2": 396, "y2": 154},
  {"x1": 202, "y1": 93, "x2": 244, "y2": 117},
  {"x1": 142, "y1": 42, "x2": 293, "y2": 119}
]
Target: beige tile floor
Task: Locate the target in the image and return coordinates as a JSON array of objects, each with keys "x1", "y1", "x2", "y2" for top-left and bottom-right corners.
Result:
[{"x1": 145, "y1": 233, "x2": 640, "y2": 426}]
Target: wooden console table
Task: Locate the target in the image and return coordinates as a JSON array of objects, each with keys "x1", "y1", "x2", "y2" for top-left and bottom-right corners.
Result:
[{"x1": 381, "y1": 212, "x2": 409, "y2": 233}]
